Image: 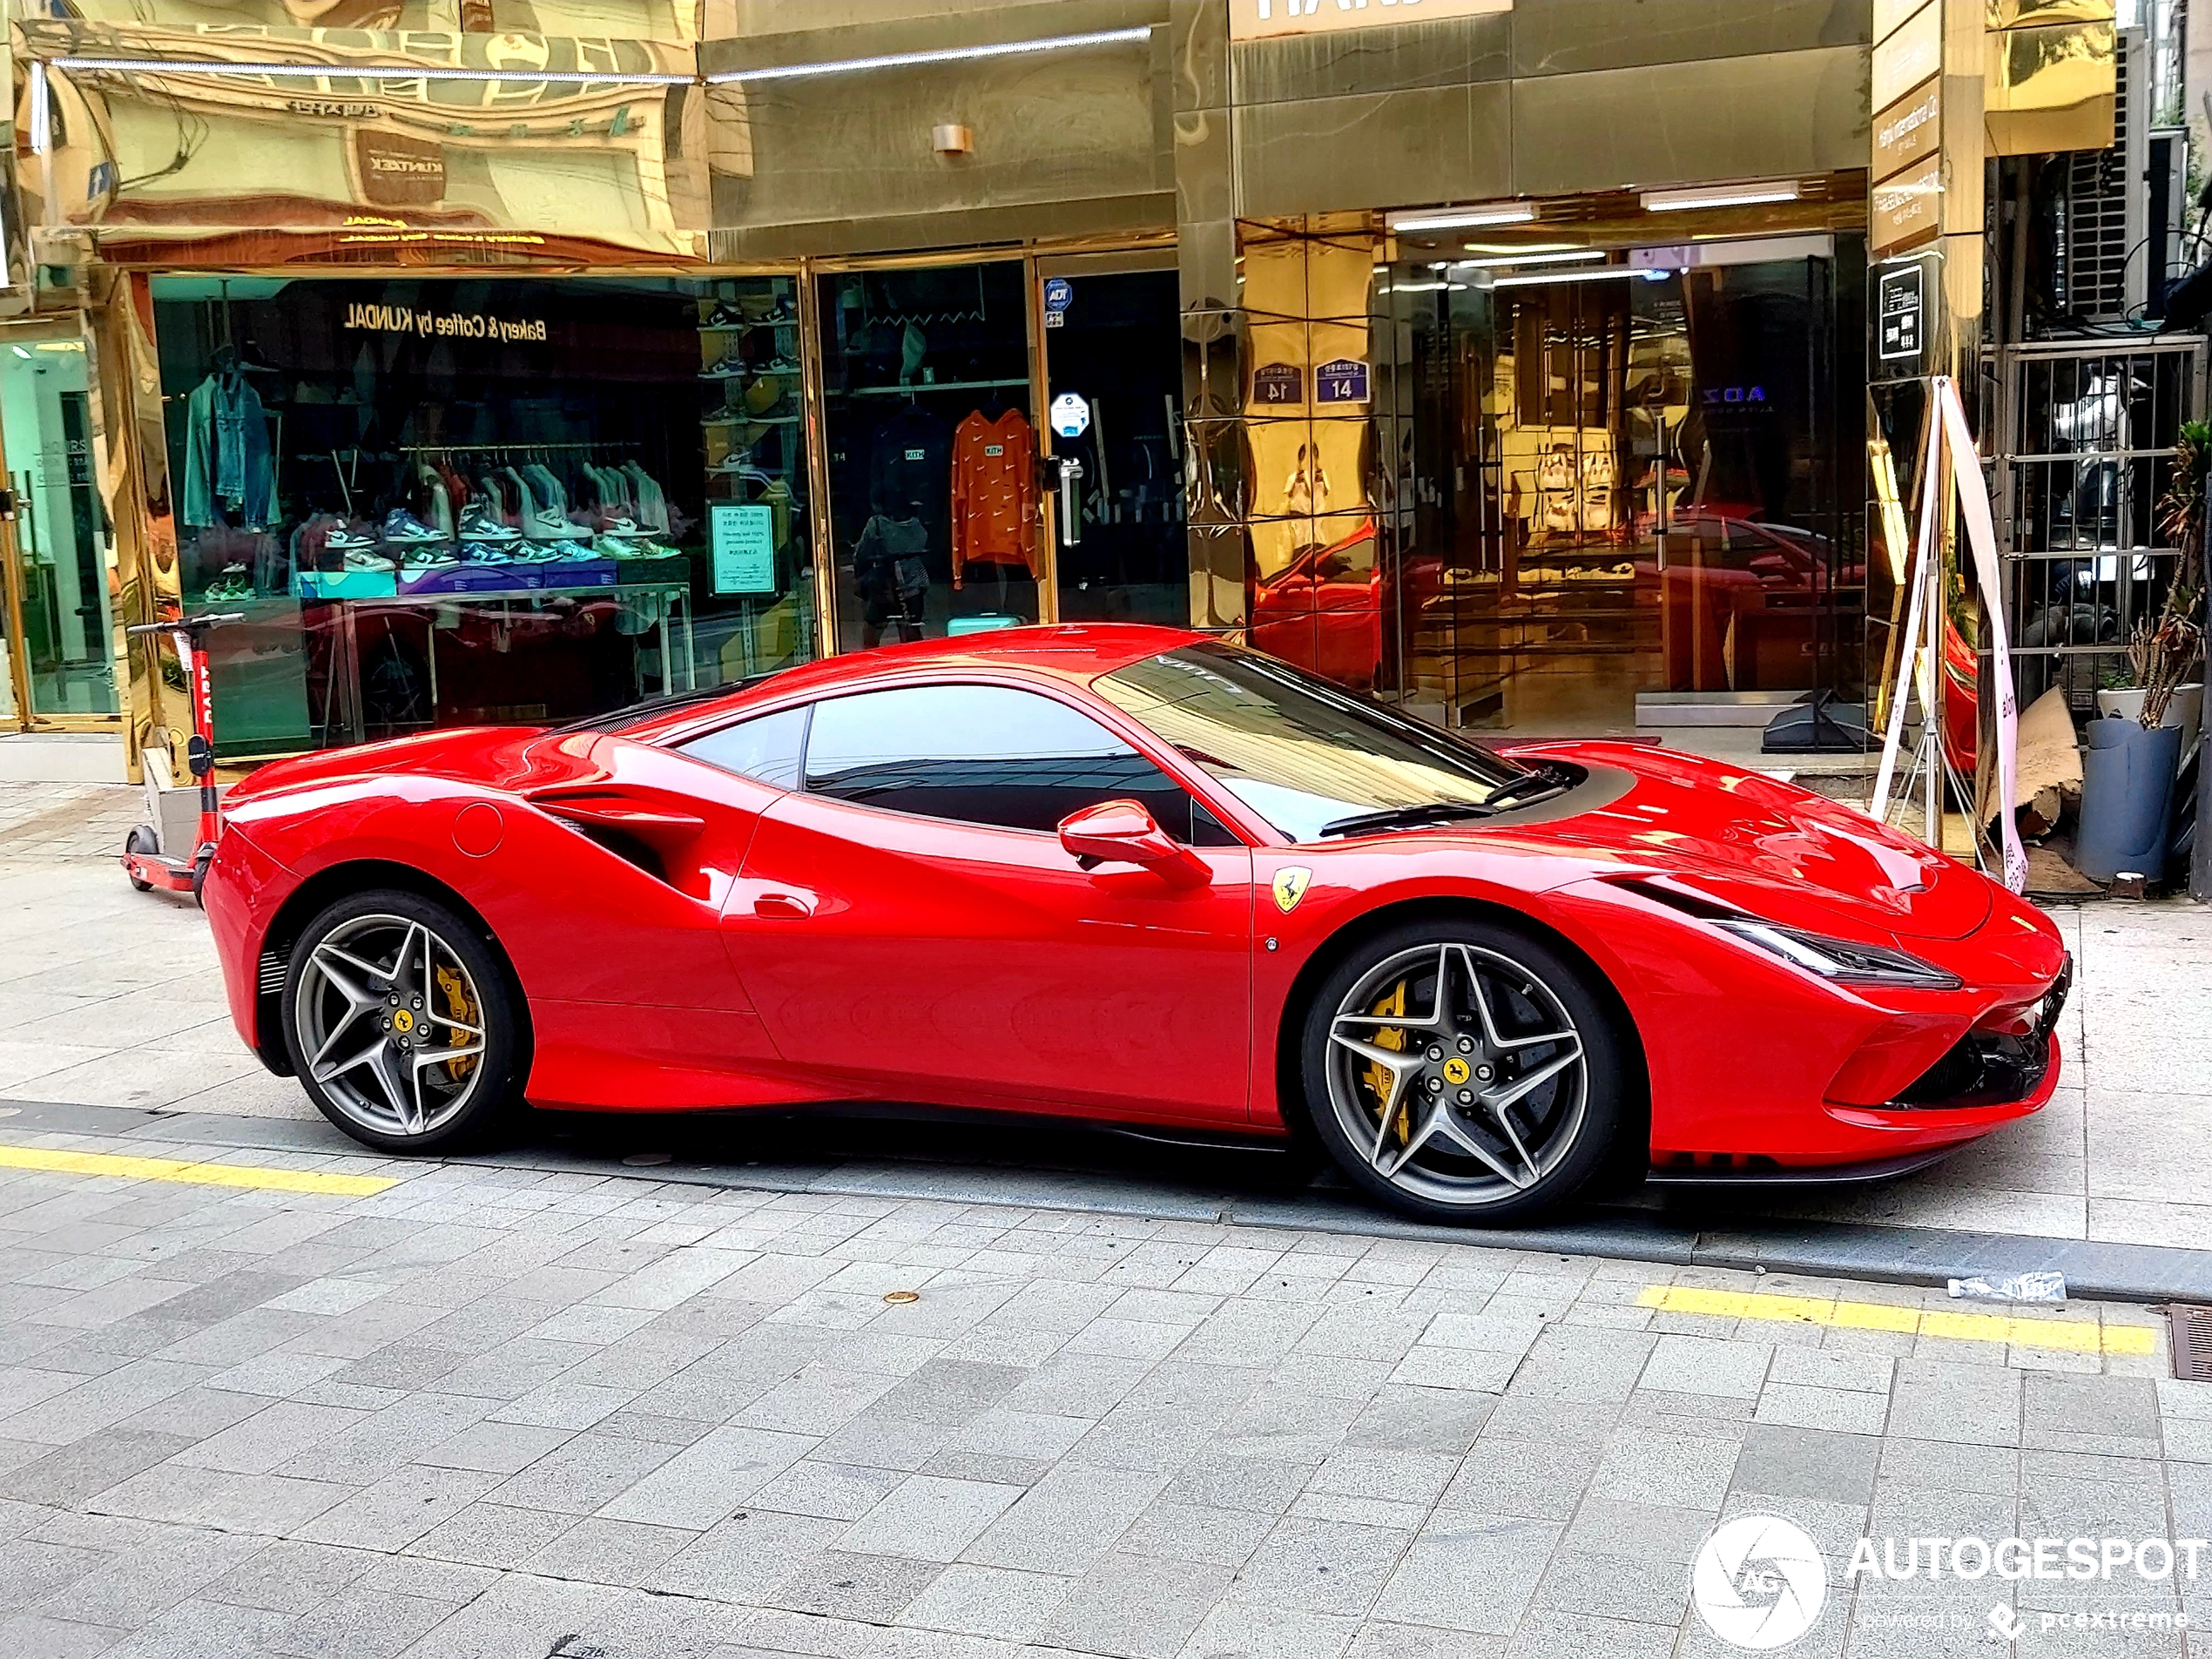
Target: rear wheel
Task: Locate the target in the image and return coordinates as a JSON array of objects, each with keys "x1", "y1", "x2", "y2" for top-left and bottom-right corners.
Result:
[
  {"x1": 1299, "y1": 917, "x2": 1629, "y2": 1225},
  {"x1": 124, "y1": 826, "x2": 157, "y2": 892},
  {"x1": 282, "y1": 889, "x2": 523, "y2": 1154}
]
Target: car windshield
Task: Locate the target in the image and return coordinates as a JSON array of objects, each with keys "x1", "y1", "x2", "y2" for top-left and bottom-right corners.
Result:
[{"x1": 1093, "y1": 642, "x2": 1529, "y2": 842}]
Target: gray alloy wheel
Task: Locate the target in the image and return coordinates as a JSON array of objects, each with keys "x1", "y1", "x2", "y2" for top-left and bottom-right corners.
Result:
[
  {"x1": 283, "y1": 891, "x2": 518, "y2": 1150},
  {"x1": 1301, "y1": 921, "x2": 1625, "y2": 1223}
]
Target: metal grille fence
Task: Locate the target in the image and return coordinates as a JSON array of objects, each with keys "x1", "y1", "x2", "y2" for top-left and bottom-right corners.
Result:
[{"x1": 1993, "y1": 337, "x2": 2204, "y2": 712}]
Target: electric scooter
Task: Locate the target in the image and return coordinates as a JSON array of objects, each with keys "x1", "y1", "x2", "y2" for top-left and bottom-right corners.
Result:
[{"x1": 120, "y1": 611, "x2": 244, "y2": 905}]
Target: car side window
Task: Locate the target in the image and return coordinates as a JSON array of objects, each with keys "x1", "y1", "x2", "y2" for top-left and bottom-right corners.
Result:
[
  {"x1": 802, "y1": 685, "x2": 1232, "y2": 841},
  {"x1": 678, "y1": 705, "x2": 808, "y2": 789}
]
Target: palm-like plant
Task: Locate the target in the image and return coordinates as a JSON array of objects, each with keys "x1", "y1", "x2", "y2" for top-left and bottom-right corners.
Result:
[{"x1": 2140, "y1": 420, "x2": 2209, "y2": 728}]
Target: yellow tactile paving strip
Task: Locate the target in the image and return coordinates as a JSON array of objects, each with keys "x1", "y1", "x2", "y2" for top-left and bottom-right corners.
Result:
[
  {"x1": 1637, "y1": 1284, "x2": 2158, "y2": 1356},
  {"x1": 0, "y1": 1142, "x2": 398, "y2": 1197}
]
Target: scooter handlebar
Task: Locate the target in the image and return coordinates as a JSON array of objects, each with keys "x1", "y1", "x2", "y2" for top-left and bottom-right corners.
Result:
[{"x1": 125, "y1": 612, "x2": 247, "y2": 637}]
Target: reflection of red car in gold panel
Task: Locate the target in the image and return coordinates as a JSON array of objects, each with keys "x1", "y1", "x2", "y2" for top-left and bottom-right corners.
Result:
[
  {"x1": 1628, "y1": 511, "x2": 1867, "y2": 693},
  {"x1": 1248, "y1": 516, "x2": 1383, "y2": 691},
  {"x1": 1247, "y1": 517, "x2": 1445, "y2": 692}
]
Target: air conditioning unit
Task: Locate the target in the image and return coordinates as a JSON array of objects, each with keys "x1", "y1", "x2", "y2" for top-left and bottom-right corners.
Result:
[{"x1": 2057, "y1": 27, "x2": 2148, "y2": 323}]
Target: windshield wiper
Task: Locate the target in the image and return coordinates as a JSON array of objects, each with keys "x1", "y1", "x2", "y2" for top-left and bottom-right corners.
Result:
[
  {"x1": 1318, "y1": 801, "x2": 1498, "y2": 838},
  {"x1": 1483, "y1": 760, "x2": 1579, "y2": 807}
]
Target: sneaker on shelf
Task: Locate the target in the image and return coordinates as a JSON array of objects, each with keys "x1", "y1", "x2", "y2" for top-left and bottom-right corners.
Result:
[
  {"x1": 705, "y1": 300, "x2": 750, "y2": 329},
  {"x1": 326, "y1": 522, "x2": 380, "y2": 555},
  {"x1": 591, "y1": 534, "x2": 644, "y2": 559},
  {"x1": 458, "y1": 499, "x2": 521, "y2": 543},
  {"x1": 545, "y1": 539, "x2": 596, "y2": 560},
  {"x1": 461, "y1": 542, "x2": 510, "y2": 564},
  {"x1": 341, "y1": 548, "x2": 394, "y2": 573},
  {"x1": 759, "y1": 295, "x2": 798, "y2": 325},
  {"x1": 597, "y1": 516, "x2": 653, "y2": 538},
  {"x1": 701, "y1": 350, "x2": 747, "y2": 379},
  {"x1": 515, "y1": 542, "x2": 563, "y2": 563},
  {"x1": 204, "y1": 563, "x2": 253, "y2": 601},
  {"x1": 380, "y1": 508, "x2": 448, "y2": 546},
  {"x1": 757, "y1": 356, "x2": 801, "y2": 375},
  {"x1": 523, "y1": 505, "x2": 568, "y2": 542},
  {"x1": 398, "y1": 544, "x2": 459, "y2": 572}
]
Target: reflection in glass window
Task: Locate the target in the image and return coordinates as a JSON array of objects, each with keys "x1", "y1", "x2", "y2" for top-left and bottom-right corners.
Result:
[
  {"x1": 803, "y1": 684, "x2": 1200, "y2": 837},
  {"x1": 1095, "y1": 642, "x2": 1527, "y2": 843},
  {"x1": 680, "y1": 705, "x2": 807, "y2": 789}
]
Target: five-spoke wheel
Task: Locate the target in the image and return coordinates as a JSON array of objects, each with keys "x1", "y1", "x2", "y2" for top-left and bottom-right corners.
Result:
[
  {"x1": 1300, "y1": 919, "x2": 1629, "y2": 1223},
  {"x1": 283, "y1": 890, "x2": 522, "y2": 1152}
]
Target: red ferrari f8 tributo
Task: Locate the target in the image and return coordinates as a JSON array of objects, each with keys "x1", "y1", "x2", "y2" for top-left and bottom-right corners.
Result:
[{"x1": 200, "y1": 624, "x2": 2067, "y2": 1224}]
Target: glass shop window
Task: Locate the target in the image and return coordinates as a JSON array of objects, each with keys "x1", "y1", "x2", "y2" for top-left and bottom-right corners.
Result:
[
  {"x1": 815, "y1": 261, "x2": 1037, "y2": 654},
  {"x1": 148, "y1": 273, "x2": 816, "y2": 759}
]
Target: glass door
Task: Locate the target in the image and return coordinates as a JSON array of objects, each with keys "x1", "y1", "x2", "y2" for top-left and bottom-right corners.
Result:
[
  {"x1": 815, "y1": 260, "x2": 1039, "y2": 651},
  {"x1": 1036, "y1": 260, "x2": 1189, "y2": 626},
  {"x1": 0, "y1": 326, "x2": 120, "y2": 724}
]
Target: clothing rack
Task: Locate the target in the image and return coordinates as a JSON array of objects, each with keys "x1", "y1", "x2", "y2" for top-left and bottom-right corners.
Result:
[
  {"x1": 845, "y1": 378, "x2": 1028, "y2": 397},
  {"x1": 397, "y1": 442, "x2": 639, "y2": 455}
]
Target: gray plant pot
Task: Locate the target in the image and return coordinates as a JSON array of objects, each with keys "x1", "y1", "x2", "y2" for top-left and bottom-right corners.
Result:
[{"x1": 2076, "y1": 715, "x2": 2184, "y2": 884}]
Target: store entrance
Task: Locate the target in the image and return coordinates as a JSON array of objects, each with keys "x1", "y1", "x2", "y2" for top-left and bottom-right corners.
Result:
[
  {"x1": 0, "y1": 324, "x2": 118, "y2": 727},
  {"x1": 1372, "y1": 247, "x2": 1862, "y2": 738},
  {"x1": 1037, "y1": 261, "x2": 1187, "y2": 627}
]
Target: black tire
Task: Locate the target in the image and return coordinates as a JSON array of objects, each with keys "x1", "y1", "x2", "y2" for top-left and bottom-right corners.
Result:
[
  {"x1": 281, "y1": 887, "x2": 527, "y2": 1155},
  {"x1": 1298, "y1": 915, "x2": 1630, "y2": 1225},
  {"x1": 125, "y1": 826, "x2": 157, "y2": 892}
]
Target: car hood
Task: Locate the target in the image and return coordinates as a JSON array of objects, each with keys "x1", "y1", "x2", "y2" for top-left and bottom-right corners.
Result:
[{"x1": 1497, "y1": 739, "x2": 1993, "y2": 941}]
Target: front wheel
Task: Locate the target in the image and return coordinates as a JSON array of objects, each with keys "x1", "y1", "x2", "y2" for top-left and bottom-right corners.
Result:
[
  {"x1": 1299, "y1": 918, "x2": 1630, "y2": 1225},
  {"x1": 281, "y1": 889, "x2": 524, "y2": 1154}
]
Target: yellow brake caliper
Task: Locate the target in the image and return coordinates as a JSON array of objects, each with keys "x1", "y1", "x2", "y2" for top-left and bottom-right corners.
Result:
[
  {"x1": 1365, "y1": 981, "x2": 1410, "y2": 1150},
  {"x1": 435, "y1": 965, "x2": 478, "y2": 1079}
]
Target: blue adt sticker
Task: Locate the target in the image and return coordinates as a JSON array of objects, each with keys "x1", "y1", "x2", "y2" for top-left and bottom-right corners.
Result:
[{"x1": 1042, "y1": 277, "x2": 1074, "y2": 314}]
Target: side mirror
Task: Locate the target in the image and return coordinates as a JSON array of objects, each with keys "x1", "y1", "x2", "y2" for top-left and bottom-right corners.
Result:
[{"x1": 1057, "y1": 800, "x2": 1208, "y2": 887}]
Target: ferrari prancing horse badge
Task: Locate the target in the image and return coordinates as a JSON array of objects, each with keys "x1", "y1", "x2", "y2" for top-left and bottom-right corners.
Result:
[{"x1": 1271, "y1": 867, "x2": 1312, "y2": 913}]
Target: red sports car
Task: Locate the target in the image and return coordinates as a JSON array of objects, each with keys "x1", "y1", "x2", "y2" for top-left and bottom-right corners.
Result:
[{"x1": 200, "y1": 624, "x2": 2067, "y2": 1225}]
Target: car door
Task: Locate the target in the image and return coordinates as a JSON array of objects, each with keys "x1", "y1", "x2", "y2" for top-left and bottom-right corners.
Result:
[{"x1": 713, "y1": 681, "x2": 1255, "y2": 1124}]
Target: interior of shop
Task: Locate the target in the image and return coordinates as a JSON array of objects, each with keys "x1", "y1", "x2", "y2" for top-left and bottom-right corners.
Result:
[
  {"x1": 1368, "y1": 239, "x2": 1867, "y2": 739},
  {"x1": 0, "y1": 334, "x2": 118, "y2": 723},
  {"x1": 148, "y1": 273, "x2": 815, "y2": 758}
]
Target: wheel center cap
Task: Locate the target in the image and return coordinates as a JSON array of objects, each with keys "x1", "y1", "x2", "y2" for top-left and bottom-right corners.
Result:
[
  {"x1": 1441, "y1": 1056, "x2": 1470, "y2": 1087},
  {"x1": 392, "y1": 1009, "x2": 415, "y2": 1035}
]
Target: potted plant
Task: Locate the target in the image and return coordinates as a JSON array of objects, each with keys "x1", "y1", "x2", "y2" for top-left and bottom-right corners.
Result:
[{"x1": 2076, "y1": 423, "x2": 2209, "y2": 881}]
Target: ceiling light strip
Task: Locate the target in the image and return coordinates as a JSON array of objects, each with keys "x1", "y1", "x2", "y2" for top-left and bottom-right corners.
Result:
[
  {"x1": 707, "y1": 27, "x2": 1153, "y2": 84},
  {"x1": 1448, "y1": 250, "x2": 1603, "y2": 270},
  {"x1": 50, "y1": 55, "x2": 693, "y2": 84},
  {"x1": 1487, "y1": 265, "x2": 1667, "y2": 288},
  {"x1": 1388, "y1": 203, "x2": 1539, "y2": 233},
  {"x1": 1641, "y1": 181, "x2": 1803, "y2": 212}
]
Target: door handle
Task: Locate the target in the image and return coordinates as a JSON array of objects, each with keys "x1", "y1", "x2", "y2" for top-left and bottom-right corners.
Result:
[{"x1": 752, "y1": 889, "x2": 817, "y2": 920}]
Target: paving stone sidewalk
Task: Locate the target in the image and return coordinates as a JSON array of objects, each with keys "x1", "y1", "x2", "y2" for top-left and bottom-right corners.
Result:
[{"x1": 0, "y1": 1130, "x2": 2198, "y2": 1659}]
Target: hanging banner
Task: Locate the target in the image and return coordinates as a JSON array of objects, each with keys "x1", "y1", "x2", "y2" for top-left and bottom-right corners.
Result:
[{"x1": 1870, "y1": 375, "x2": 2027, "y2": 893}]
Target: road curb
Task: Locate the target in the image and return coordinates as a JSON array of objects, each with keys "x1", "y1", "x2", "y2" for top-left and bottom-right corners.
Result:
[{"x1": 4, "y1": 1093, "x2": 2202, "y2": 1305}]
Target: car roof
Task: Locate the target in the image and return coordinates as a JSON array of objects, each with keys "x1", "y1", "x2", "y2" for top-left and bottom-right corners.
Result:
[{"x1": 612, "y1": 623, "x2": 1207, "y2": 741}]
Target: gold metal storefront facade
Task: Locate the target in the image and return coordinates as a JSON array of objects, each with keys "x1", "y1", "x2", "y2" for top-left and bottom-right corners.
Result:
[{"x1": 12, "y1": 1, "x2": 2035, "y2": 769}]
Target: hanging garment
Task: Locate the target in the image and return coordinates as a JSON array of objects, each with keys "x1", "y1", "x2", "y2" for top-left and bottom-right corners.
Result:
[
  {"x1": 181, "y1": 370, "x2": 278, "y2": 529},
  {"x1": 950, "y1": 408, "x2": 1037, "y2": 584},
  {"x1": 871, "y1": 404, "x2": 952, "y2": 530}
]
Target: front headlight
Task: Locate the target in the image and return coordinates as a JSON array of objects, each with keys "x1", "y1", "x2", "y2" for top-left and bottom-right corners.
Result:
[{"x1": 1714, "y1": 920, "x2": 1963, "y2": 990}]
